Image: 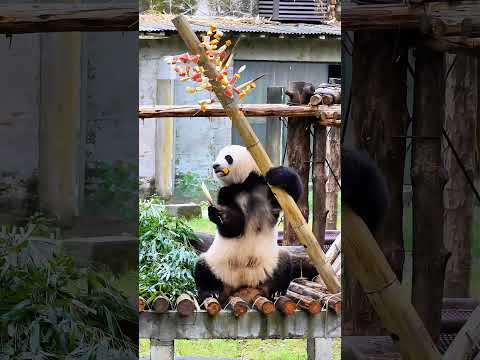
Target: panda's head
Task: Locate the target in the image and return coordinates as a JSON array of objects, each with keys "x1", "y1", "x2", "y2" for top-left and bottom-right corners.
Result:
[{"x1": 212, "y1": 145, "x2": 260, "y2": 185}]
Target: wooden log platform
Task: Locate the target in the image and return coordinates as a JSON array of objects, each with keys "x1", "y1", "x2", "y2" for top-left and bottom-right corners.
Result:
[
  {"x1": 0, "y1": 4, "x2": 138, "y2": 34},
  {"x1": 139, "y1": 104, "x2": 341, "y2": 125}
]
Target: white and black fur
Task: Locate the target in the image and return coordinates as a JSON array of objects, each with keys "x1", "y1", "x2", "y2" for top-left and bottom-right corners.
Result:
[
  {"x1": 194, "y1": 145, "x2": 314, "y2": 303},
  {"x1": 194, "y1": 145, "x2": 390, "y2": 304}
]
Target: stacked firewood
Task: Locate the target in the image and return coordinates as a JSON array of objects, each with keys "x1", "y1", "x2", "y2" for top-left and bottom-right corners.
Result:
[
  {"x1": 309, "y1": 83, "x2": 341, "y2": 106},
  {"x1": 286, "y1": 234, "x2": 341, "y2": 315}
]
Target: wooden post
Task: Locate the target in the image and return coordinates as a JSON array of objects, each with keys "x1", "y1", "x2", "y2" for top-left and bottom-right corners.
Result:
[
  {"x1": 39, "y1": 29, "x2": 83, "y2": 227},
  {"x1": 443, "y1": 54, "x2": 476, "y2": 297},
  {"x1": 265, "y1": 87, "x2": 284, "y2": 166},
  {"x1": 326, "y1": 127, "x2": 340, "y2": 230},
  {"x1": 172, "y1": 15, "x2": 340, "y2": 294},
  {"x1": 411, "y1": 46, "x2": 449, "y2": 343},
  {"x1": 343, "y1": 206, "x2": 441, "y2": 360},
  {"x1": 150, "y1": 339, "x2": 174, "y2": 360},
  {"x1": 312, "y1": 120, "x2": 327, "y2": 246},
  {"x1": 155, "y1": 80, "x2": 174, "y2": 199},
  {"x1": 284, "y1": 81, "x2": 314, "y2": 246},
  {"x1": 345, "y1": 30, "x2": 408, "y2": 335}
]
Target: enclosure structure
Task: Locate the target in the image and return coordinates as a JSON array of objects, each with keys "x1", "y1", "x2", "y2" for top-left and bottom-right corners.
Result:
[
  {"x1": 140, "y1": 310, "x2": 340, "y2": 360},
  {"x1": 343, "y1": 1, "x2": 480, "y2": 358},
  {"x1": 139, "y1": 14, "x2": 341, "y2": 197}
]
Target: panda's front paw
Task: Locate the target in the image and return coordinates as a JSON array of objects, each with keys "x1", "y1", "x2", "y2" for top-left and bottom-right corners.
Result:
[
  {"x1": 265, "y1": 166, "x2": 289, "y2": 186},
  {"x1": 208, "y1": 205, "x2": 223, "y2": 225}
]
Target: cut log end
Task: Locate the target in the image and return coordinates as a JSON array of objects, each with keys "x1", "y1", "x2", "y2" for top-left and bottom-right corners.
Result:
[
  {"x1": 275, "y1": 295, "x2": 297, "y2": 316},
  {"x1": 204, "y1": 297, "x2": 221, "y2": 316},
  {"x1": 176, "y1": 294, "x2": 196, "y2": 317},
  {"x1": 229, "y1": 296, "x2": 249, "y2": 317},
  {"x1": 152, "y1": 295, "x2": 169, "y2": 313},
  {"x1": 254, "y1": 296, "x2": 275, "y2": 315},
  {"x1": 138, "y1": 297, "x2": 146, "y2": 312}
]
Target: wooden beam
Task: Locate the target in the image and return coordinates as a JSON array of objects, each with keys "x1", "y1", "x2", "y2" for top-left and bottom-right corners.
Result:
[
  {"x1": 342, "y1": 1, "x2": 480, "y2": 37},
  {"x1": 139, "y1": 310, "x2": 340, "y2": 340},
  {"x1": 443, "y1": 54, "x2": 476, "y2": 298},
  {"x1": 139, "y1": 104, "x2": 341, "y2": 124},
  {"x1": 172, "y1": 14, "x2": 341, "y2": 294},
  {"x1": 411, "y1": 46, "x2": 448, "y2": 343},
  {"x1": 0, "y1": 4, "x2": 138, "y2": 34},
  {"x1": 155, "y1": 80, "x2": 174, "y2": 199},
  {"x1": 283, "y1": 82, "x2": 313, "y2": 246},
  {"x1": 343, "y1": 207, "x2": 442, "y2": 360}
]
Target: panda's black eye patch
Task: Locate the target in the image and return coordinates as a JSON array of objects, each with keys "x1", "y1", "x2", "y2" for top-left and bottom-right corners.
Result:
[{"x1": 225, "y1": 155, "x2": 233, "y2": 165}]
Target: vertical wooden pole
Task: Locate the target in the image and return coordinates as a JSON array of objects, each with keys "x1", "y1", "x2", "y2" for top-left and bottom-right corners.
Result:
[
  {"x1": 312, "y1": 121, "x2": 327, "y2": 246},
  {"x1": 39, "y1": 30, "x2": 83, "y2": 227},
  {"x1": 265, "y1": 87, "x2": 283, "y2": 166},
  {"x1": 443, "y1": 54, "x2": 476, "y2": 297},
  {"x1": 284, "y1": 81, "x2": 314, "y2": 245},
  {"x1": 411, "y1": 46, "x2": 448, "y2": 343},
  {"x1": 326, "y1": 127, "x2": 340, "y2": 230},
  {"x1": 345, "y1": 30, "x2": 408, "y2": 335},
  {"x1": 155, "y1": 79, "x2": 174, "y2": 199}
]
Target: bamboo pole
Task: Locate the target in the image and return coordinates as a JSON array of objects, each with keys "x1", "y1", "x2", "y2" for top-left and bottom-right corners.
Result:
[
  {"x1": 139, "y1": 104, "x2": 341, "y2": 124},
  {"x1": 0, "y1": 4, "x2": 138, "y2": 34},
  {"x1": 172, "y1": 14, "x2": 340, "y2": 294},
  {"x1": 343, "y1": 206, "x2": 441, "y2": 360}
]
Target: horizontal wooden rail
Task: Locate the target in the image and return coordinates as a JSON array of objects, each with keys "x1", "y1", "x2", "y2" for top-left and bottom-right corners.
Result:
[
  {"x1": 0, "y1": 4, "x2": 138, "y2": 34},
  {"x1": 139, "y1": 104, "x2": 341, "y2": 126},
  {"x1": 140, "y1": 310, "x2": 340, "y2": 340},
  {"x1": 343, "y1": 1, "x2": 480, "y2": 38}
]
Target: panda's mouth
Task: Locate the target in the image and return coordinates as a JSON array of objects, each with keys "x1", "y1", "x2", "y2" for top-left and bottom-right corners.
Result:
[{"x1": 215, "y1": 168, "x2": 230, "y2": 177}]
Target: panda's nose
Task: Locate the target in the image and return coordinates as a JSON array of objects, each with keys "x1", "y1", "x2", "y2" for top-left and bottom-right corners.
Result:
[{"x1": 212, "y1": 163, "x2": 221, "y2": 170}]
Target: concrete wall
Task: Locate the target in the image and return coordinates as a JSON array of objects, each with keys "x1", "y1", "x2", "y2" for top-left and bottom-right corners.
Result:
[
  {"x1": 139, "y1": 35, "x2": 341, "y2": 195},
  {"x1": 0, "y1": 34, "x2": 41, "y2": 221},
  {"x1": 0, "y1": 32, "x2": 138, "y2": 224}
]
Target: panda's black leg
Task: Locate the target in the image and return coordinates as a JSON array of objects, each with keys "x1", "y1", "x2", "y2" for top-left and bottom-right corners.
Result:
[
  {"x1": 194, "y1": 258, "x2": 224, "y2": 303},
  {"x1": 265, "y1": 166, "x2": 303, "y2": 202}
]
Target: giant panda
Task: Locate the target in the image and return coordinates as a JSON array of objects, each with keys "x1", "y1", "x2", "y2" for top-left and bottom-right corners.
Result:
[
  {"x1": 194, "y1": 144, "x2": 389, "y2": 304},
  {"x1": 194, "y1": 145, "x2": 317, "y2": 303}
]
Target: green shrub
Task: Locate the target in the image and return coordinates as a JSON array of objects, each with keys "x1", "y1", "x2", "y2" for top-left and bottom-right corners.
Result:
[
  {"x1": 139, "y1": 196, "x2": 200, "y2": 305},
  {"x1": 0, "y1": 224, "x2": 137, "y2": 359},
  {"x1": 174, "y1": 171, "x2": 219, "y2": 201}
]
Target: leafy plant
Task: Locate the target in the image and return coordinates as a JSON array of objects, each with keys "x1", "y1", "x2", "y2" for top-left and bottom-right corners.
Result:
[
  {"x1": 174, "y1": 171, "x2": 219, "y2": 201},
  {"x1": 84, "y1": 161, "x2": 138, "y2": 221},
  {"x1": 0, "y1": 224, "x2": 138, "y2": 359},
  {"x1": 139, "y1": 196, "x2": 200, "y2": 305}
]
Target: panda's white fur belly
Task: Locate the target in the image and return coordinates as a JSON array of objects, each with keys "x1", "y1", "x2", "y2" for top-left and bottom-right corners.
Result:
[
  {"x1": 202, "y1": 192, "x2": 280, "y2": 289},
  {"x1": 202, "y1": 229, "x2": 280, "y2": 289}
]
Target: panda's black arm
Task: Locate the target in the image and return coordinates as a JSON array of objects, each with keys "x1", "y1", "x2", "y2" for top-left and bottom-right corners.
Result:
[
  {"x1": 265, "y1": 166, "x2": 303, "y2": 202},
  {"x1": 208, "y1": 204, "x2": 245, "y2": 238},
  {"x1": 194, "y1": 258, "x2": 224, "y2": 302}
]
